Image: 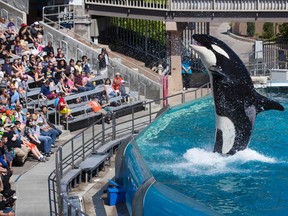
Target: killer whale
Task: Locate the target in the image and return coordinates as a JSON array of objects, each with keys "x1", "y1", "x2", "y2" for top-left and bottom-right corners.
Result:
[{"x1": 190, "y1": 34, "x2": 284, "y2": 155}]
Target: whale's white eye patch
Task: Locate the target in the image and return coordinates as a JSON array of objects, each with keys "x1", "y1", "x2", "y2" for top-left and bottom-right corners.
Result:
[{"x1": 211, "y1": 44, "x2": 230, "y2": 59}]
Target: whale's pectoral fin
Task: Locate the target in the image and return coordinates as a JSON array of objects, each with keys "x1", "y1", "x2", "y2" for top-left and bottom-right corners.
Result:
[
  {"x1": 255, "y1": 93, "x2": 285, "y2": 113},
  {"x1": 208, "y1": 65, "x2": 227, "y2": 77}
]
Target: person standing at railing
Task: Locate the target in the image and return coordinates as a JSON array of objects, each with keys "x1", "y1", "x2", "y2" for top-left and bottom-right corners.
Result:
[
  {"x1": 181, "y1": 56, "x2": 193, "y2": 90},
  {"x1": 98, "y1": 53, "x2": 107, "y2": 77}
]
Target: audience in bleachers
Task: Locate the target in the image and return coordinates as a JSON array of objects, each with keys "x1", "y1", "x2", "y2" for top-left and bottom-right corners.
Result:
[
  {"x1": 0, "y1": 12, "x2": 142, "y2": 213},
  {"x1": 0, "y1": 17, "x2": 132, "y2": 169}
]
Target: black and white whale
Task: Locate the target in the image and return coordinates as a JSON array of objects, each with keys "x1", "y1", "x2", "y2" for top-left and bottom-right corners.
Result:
[{"x1": 190, "y1": 34, "x2": 284, "y2": 155}]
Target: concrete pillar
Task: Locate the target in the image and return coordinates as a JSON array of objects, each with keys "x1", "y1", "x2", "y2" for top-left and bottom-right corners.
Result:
[
  {"x1": 166, "y1": 22, "x2": 185, "y2": 91},
  {"x1": 73, "y1": 5, "x2": 91, "y2": 40}
]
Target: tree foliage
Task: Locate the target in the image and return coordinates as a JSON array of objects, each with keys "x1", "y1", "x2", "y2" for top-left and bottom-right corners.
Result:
[
  {"x1": 247, "y1": 22, "x2": 255, "y2": 37},
  {"x1": 278, "y1": 23, "x2": 288, "y2": 38},
  {"x1": 262, "y1": 22, "x2": 274, "y2": 39}
]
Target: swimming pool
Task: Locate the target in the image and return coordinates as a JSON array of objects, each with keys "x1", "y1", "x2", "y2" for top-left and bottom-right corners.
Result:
[{"x1": 136, "y1": 92, "x2": 288, "y2": 215}]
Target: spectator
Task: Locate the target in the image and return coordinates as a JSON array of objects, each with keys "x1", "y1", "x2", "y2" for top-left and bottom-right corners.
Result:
[
  {"x1": 2, "y1": 58, "x2": 12, "y2": 76},
  {"x1": 40, "y1": 80, "x2": 57, "y2": 100},
  {"x1": 11, "y1": 59, "x2": 24, "y2": 78},
  {"x1": 30, "y1": 21, "x2": 44, "y2": 40},
  {"x1": 58, "y1": 92, "x2": 74, "y2": 119},
  {"x1": 88, "y1": 96, "x2": 111, "y2": 124},
  {"x1": 27, "y1": 54, "x2": 37, "y2": 72},
  {"x1": 54, "y1": 59, "x2": 66, "y2": 84},
  {"x1": 30, "y1": 41, "x2": 43, "y2": 56},
  {"x1": 98, "y1": 53, "x2": 107, "y2": 76},
  {"x1": 55, "y1": 76, "x2": 70, "y2": 96},
  {"x1": 9, "y1": 86, "x2": 20, "y2": 109},
  {"x1": 74, "y1": 60, "x2": 83, "y2": 74},
  {"x1": 13, "y1": 40, "x2": 22, "y2": 57},
  {"x1": 104, "y1": 78, "x2": 117, "y2": 98},
  {"x1": 112, "y1": 72, "x2": 123, "y2": 92},
  {"x1": 18, "y1": 23, "x2": 34, "y2": 43},
  {"x1": 0, "y1": 134, "x2": 13, "y2": 171},
  {"x1": 24, "y1": 119, "x2": 52, "y2": 157},
  {"x1": 119, "y1": 80, "x2": 130, "y2": 103},
  {"x1": 82, "y1": 55, "x2": 91, "y2": 74},
  {"x1": 182, "y1": 56, "x2": 193, "y2": 90},
  {"x1": 55, "y1": 48, "x2": 65, "y2": 61},
  {"x1": 7, "y1": 18, "x2": 16, "y2": 36},
  {"x1": 32, "y1": 65, "x2": 45, "y2": 87},
  {"x1": 32, "y1": 111, "x2": 57, "y2": 147},
  {"x1": 65, "y1": 73, "x2": 78, "y2": 93},
  {"x1": 66, "y1": 58, "x2": 75, "y2": 75},
  {"x1": 48, "y1": 51, "x2": 56, "y2": 63},
  {"x1": 74, "y1": 69, "x2": 93, "y2": 92},
  {"x1": 3, "y1": 123, "x2": 30, "y2": 165},
  {"x1": 0, "y1": 89, "x2": 9, "y2": 109},
  {"x1": 43, "y1": 41, "x2": 54, "y2": 56},
  {"x1": 14, "y1": 121, "x2": 47, "y2": 162},
  {"x1": 101, "y1": 48, "x2": 110, "y2": 67},
  {"x1": 40, "y1": 106, "x2": 62, "y2": 138}
]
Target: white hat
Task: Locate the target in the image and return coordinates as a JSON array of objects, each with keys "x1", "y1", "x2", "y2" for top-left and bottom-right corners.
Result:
[
  {"x1": 4, "y1": 123, "x2": 14, "y2": 128},
  {"x1": 34, "y1": 21, "x2": 39, "y2": 25},
  {"x1": 115, "y1": 72, "x2": 120, "y2": 76}
]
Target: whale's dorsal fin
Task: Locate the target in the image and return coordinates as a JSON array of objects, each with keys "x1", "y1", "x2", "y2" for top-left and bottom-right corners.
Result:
[{"x1": 254, "y1": 92, "x2": 284, "y2": 114}]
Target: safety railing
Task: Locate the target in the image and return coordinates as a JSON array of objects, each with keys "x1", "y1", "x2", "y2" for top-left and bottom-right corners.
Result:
[
  {"x1": 48, "y1": 82, "x2": 211, "y2": 216},
  {"x1": 85, "y1": 0, "x2": 288, "y2": 11}
]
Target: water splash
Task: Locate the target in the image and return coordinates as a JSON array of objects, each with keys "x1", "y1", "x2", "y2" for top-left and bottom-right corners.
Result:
[{"x1": 150, "y1": 148, "x2": 277, "y2": 177}]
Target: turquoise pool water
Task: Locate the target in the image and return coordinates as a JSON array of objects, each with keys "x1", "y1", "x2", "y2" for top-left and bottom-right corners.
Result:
[{"x1": 136, "y1": 93, "x2": 288, "y2": 216}]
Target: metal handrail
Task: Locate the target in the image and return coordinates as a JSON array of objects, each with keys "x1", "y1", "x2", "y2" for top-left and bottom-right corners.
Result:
[{"x1": 48, "y1": 82, "x2": 211, "y2": 215}]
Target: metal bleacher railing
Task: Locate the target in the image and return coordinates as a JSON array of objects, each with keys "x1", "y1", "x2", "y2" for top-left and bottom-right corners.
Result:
[{"x1": 48, "y1": 82, "x2": 211, "y2": 216}]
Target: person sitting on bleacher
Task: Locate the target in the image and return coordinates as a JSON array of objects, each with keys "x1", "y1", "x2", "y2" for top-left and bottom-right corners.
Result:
[
  {"x1": 104, "y1": 78, "x2": 117, "y2": 98},
  {"x1": 43, "y1": 41, "x2": 54, "y2": 56},
  {"x1": 1, "y1": 59, "x2": 12, "y2": 76},
  {"x1": 40, "y1": 106, "x2": 62, "y2": 138},
  {"x1": 9, "y1": 86, "x2": 20, "y2": 110},
  {"x1": 74, "y1": 60, "x2": 83, "y2": 74},
  {"x1": 40, "y1": 80, "x2": 57, "y2": 100},
  {"x1": 31, "y1": 65, "x2": 45, "y2": 87},
  {"x1": 14, "y1": 121, "x2": 47, "y2": 162},
  {"x1": 82, "y1": 55, "x2": 92, "y2": 74},
  {"x1": 33, "y1": 110, "x2": 58, "y2": 147},
  {"x1": 30, "y1": 22, "x2": 44, "y2": 40},
  {"x1": 66, "y1": 58, "x2": 75, "y2": 75},
  {"x1": 30, "y1": 41, "x2": 43, "y2": 56},
  {"x1": 74, "y1": 69, "x2": 93, "y2": 92},
  {"x1": 0, "y1": 89, "x2": 10, "y2": 109},
  {"x1": 18, "y1": 23, "x2": 34, "y2": 44},
  {"x1": 58, "y1": 92, "x2": 74, "y2": 120},
  {"x1": 55, "y1": 48, "x2": 65, "y2": 62},
  {"x1": 25, "y1": 118, "x2": 53, "y2": 157},
  {"x1": 56, "y1": 76, "x2": 70, "y2": 96},
  {"x1": 54, "y1": 59, "x2": 66, "y2": 84},
  {"x1": 13, "y1": 40, "x2": 22, "y2": 57},
  {"x1": 11, "y1": 59, "x2": 24, "y2": 78},
  {"x1": 3, "y1": 123, "x2": 29, "y2": 165},
  {"x1": 7, "y1": 18, "x2": 17, "y2": 37},
  {"x1": 65, "y1": 73, "x2": 78, "y2": 93}
]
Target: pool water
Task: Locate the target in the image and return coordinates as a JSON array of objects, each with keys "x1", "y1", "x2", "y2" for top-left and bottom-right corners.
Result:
[{"x1": 136, "y1": 93, "x2": 288, "y2": 216}]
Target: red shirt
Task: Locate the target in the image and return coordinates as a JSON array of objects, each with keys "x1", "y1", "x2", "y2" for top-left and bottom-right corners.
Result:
[
  {"x1": 113, "y1": 77, "x2": 123, "y2": 91},
  {"x1": 59, "y1": 97, "x2": 66, "y2": 110}
]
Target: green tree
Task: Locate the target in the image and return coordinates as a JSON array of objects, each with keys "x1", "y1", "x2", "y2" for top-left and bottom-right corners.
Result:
[
  {"x1": 247, "y1": 22, "x2": 255, "y2": 37},
  {"x1": 279, "y1": 23, "x2": 288, "y2": 38},
  {"x1": 262, "y1": 22, "x2": 274, "y2": 39}
]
